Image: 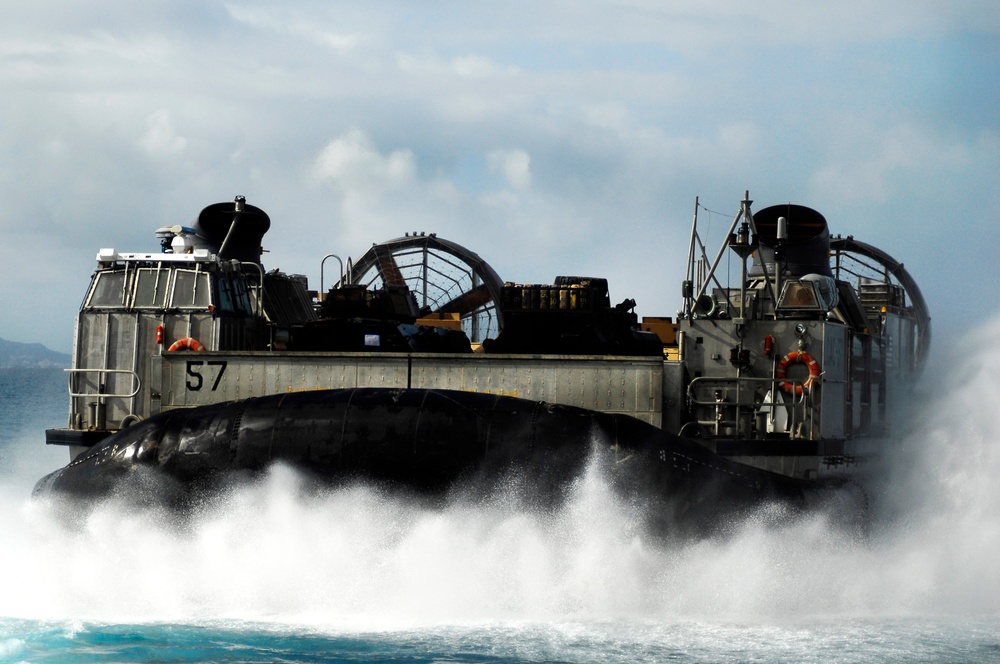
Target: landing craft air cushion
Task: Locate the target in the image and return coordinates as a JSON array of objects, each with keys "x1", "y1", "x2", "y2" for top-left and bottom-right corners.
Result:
[{"x1": 36, "y1": 193, "x2": 930, "y2": 520}]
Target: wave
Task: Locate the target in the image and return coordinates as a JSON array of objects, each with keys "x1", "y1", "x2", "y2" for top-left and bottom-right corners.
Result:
[{"x1": 1, "y1": 319, "x2": 999, "y2": 626}]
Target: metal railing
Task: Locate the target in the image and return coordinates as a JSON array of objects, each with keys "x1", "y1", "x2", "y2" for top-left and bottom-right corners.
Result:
[
  {"x1": 66, "y1": 368, "x2": 141, "y2": 399},
  {"x1": 320, "y1": 253, "x2": 345, "y2": 298},
  {"x1": 685, "y1": 375, "x2": 815, "y2": 440}
]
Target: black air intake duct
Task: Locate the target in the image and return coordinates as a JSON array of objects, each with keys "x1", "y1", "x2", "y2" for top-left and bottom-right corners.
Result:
[
  {"x1": 195, "y1": 197, "x2": 271, "y2": 265},
  {"x1": 750, "y1": 204, "x2": 832, "y2": 278}
]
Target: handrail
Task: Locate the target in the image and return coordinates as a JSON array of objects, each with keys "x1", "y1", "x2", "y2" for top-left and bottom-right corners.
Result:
[
  {"x1": 687, "y1": 374, "x2": 814, "y2": 439},
  {"x1": 65, "y1": 368, "x2": 141, "y2": 399},
  {"x1": 240, "y1": 261, "x2": 265, "y2": 316},
  {"x1": 687, "y1": 375, "x2": 807, "y2": 407},
  {"x1": 320, "y1": 254, "x2": 345, "y2": 297}
]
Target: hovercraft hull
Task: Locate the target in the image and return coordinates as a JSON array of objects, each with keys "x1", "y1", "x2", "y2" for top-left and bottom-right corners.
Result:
[{"x1": 35, "y1": 388, "x2": 830, "y2": 524}]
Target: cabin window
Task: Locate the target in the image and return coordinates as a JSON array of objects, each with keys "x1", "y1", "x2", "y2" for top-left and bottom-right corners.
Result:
[
  {"x1": 132, "y1": 268, "x2": 169, "y2": 309},
  {"x1": 777, "y1": 281, "x2": 821, "y2": 311},
  {"x1": 217, "y1": 275, "x2": 237, "y2": 312},
  {"x1": 232, "y1": 277, "x2": 255, "y2": 314},
  {"x1": 777, "y1": 276, "x2": 839, "y2": 313},
  {"x1": 216, "y1": 275, "x2": 255, "y2": 315},
  {"x1": 86, "y1": 271, "x2": 128, "y2": 308},
  {"x1": 170, "y1": 270, "x2": 211, "y2": 309}
]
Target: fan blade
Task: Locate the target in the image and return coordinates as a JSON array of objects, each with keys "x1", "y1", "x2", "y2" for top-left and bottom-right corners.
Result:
[
  {"x1": 374, "y1": 245, "x2": 405, "y2": 287},
  {"x1": 436, "y1": 283, "x2": 492, "y2": 315}
]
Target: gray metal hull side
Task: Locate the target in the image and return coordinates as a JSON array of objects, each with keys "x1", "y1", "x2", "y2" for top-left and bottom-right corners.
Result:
[{"x1": 157, "y1": 352, "x2": 666, "y2": 427}]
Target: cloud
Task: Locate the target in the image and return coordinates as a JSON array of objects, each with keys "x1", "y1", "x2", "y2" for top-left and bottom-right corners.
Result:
[
  {"x1": 313, "y1": 129, "x2": 415, "y2": 191},
  {"x1": 808, "y1": 119, "x2": 973, "y2": 205},
  {"x1": 0, "y1": 0, "x2": 996, "y2": 350},
  {"x1": 307, "y1": 129, "x2": 429, "y2": 245},
  {"x1": 140, "y1": 110, "x2": 187, "y2": 155},
  {"x1": 224, "y1": 3, "x2": 365, "y2": 52},
  {"x1": 487, "y1": 149, "x2": 532, "y2": 190},
  {"x1": 599, "y1": 0, "x2": 997, "y2": 47},
  {"x1": 451, "y1": 55, "x2": 520, "y2": 78}
]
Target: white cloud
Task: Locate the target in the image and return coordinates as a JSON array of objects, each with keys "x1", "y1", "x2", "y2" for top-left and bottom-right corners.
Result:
[
  {"x1": 488, "y1": 149, "x2": 532, "y2": 190},
  {"x1": 809, "y1": 120, "x2": 972, "y2": 205},
  {"x1": 140, "y1": 110, "x2": 187, "y2": 155},
  {"x1": 224, "y1": 4, "x2": 365, "y2": 52},
  {"x1": 0, "y1": 0, "x2": 996, "y2": 350},
  {"x1": 395, "y1": 52, "x2": 519, "y2": 79},
  {"x1": 451, "y1": 55, "x2": 519, "y2": 78},
  {"x1": 599, "y1": 0, "x2": 993, "y2": 46},
  {"x1": 307, "y1": 129, "x2": 426, "y2": 246},
  {"x1": 313, "y1": 129, "x2": 415, "y2": 191},
  {"x1": 581, "y1": 103, "x2": 632, "y2": 130}
]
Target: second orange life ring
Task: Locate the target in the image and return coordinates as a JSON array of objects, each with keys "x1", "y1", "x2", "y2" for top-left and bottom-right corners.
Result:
[
  {"x1": 167, "y1": 337, "x2": 204, "y2": 352},
  {"x1": 775, "y1": 350, "x2": 820, "y2": 396}
]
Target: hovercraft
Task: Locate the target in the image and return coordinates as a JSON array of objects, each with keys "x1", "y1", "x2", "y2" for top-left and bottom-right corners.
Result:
[{"x1": 37, "y1": 193, "x2": 930, "y2": 524}]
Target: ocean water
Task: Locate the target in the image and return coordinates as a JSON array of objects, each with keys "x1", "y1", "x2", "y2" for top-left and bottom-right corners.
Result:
[{"x1": 1, "y1": 319, "x2": 999, "y2": 663}]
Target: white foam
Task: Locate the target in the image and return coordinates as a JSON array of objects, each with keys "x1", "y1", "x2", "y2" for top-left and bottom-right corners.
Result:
[{"x1": 2, "y1": 319, "x2": 999, "y2": 625}]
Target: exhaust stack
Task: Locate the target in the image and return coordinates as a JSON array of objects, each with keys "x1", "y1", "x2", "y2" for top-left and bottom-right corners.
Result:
[
  {"x1": 751, "y1": 203, "x2": 832, "y2": 278},
  {"x1": 195, "y1": 196, "x2": 271, "y2": 265}
]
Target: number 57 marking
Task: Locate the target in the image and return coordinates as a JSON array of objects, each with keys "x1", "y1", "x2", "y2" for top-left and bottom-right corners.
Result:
[{"x1": 185, "y1": 360, "x2": 228, "y2": 391}]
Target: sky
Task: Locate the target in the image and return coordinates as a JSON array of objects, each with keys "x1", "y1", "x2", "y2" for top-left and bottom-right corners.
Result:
[{"x1": 1, "y1": 1, "x2": 997, "y2": 353}]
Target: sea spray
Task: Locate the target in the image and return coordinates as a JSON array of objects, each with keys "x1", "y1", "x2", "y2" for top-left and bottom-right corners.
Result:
[
  {"x1": 2, "y1": 321, "x2": 1000, "y2": 627},
  {"x1": 870, "y1": 315, "x2": 1000, "y2": 614},
  {"x1": 0, "y1": 459, "x2": 920, "y2": 624},
  {"x1": 8, "y1": 458, "x2": 666, "y2": 625}
]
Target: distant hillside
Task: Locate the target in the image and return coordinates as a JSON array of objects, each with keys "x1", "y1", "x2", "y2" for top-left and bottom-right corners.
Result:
[{"x1": 0, "y1": 337, "x2": 70, "y2": 368}]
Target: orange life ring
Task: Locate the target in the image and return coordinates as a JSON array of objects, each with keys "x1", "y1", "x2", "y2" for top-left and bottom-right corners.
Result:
[
  {"x1": 775, "y1": 350, "x2": 820, "y2": 396},
  {"x1": 167, "y1": 337, "x2": 204, "y2": 352}
]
